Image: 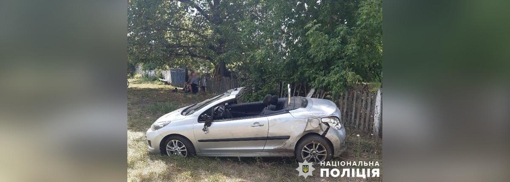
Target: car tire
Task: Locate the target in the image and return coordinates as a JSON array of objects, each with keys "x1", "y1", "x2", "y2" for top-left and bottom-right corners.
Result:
[
  {"x1": 164, "y1": 136, "x2": 196, "y2": 157},
  {"x1": 295, "y1": 135, "x2": 332, "y2": 163}
]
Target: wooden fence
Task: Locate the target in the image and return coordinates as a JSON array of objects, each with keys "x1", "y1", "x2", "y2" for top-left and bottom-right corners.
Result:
[
  {"x1": 199, "y1": 77, "x2": 382, "y2": 135},
  {"x1": 283, "y1": 83, "x2": 382, "y2": 135},
  {"x1": 203, "y1": 76, "x2": 239, "y2": 95},
  {"x1": 335, "y1": 86, "x2": 381, "y2": 135}
]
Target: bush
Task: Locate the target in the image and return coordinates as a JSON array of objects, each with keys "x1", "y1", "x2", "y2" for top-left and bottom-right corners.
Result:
[
  {"x1": 133, "y1": 74, "x2": 143, "y2": 79},
  {"x1": 127, "y1": 61, "x2": 136, "y2": 77},
  {"x1": 156, "y1": 70, "x2": 163, "y2": 79},
  {"x1": 142, "y1": 62, "x2": 157, "y2": 71},
  {"x1": 141, "y1": 73, "x2": 157, "y2": 82}
]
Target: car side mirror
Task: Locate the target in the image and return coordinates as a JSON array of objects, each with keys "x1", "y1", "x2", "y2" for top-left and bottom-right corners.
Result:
[
  {"x1": 199, "y1": 114, "x2": 207, "y2": 121},
  {"x1": 202, "y1": 115, "x2": 212, "y2": 134},
  {"x1": 204, "y1": 117, "x2": 212, "y2": 127}
]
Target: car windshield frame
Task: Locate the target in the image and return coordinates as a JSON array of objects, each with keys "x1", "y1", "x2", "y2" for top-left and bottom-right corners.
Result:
[{"x1": 181, "y1": 90, "x2": 234, "y2": 116}]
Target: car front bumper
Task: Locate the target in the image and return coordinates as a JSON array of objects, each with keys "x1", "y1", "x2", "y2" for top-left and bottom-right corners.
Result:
[
  {"x1": 146, "y1": 128, "x2": 162, "y2": 154},
  {"x1": 324, "y1": 127, "x2": 347, "y2": 157}
]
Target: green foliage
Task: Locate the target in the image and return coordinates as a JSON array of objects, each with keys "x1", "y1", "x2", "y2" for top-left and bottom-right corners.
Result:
[
  {"x1": 128, "y1": 0, "x2": 382, "y2": 97},
  {"x1": 235, "y1": 0, "x2": 382, "y2": 96},
  {"x1": 127, "y1": 61, "x2": 136, "y2": 77},
  {"x1": 128, "y1": 0, "x2": 257, "y2": 71},
  {"x1": 142, "y1": 73, "x2": 158, "y2": 82},
  {"x1": 156, "y1": 70, "x2": 163, "y2": 79},
  {"x1": 142, "y1": 62, "x2": 157, "y2": 71},
  {"x1": 133, "y1": 74, "x2": 143, "y2": 79}
]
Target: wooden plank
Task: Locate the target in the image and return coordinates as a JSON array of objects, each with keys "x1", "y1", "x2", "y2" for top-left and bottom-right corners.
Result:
[
  {"x1": 360, "y1": 91, "x2": 366, "y2": 131},
  {"x1": 306, "y1": 88, "x2": 316, "y2": 98},
  {"x1": 356, "y1": 90, "x2": 360, "y2": 127},
  {"x1": 298, "y1": 84, "x2": 302, "y2": 96},
  {"x1": 343, "y1": 92, "x2": 347, "y2": 124},
  {"x1": 278, "y1": 82, "x2": 281, "y2": 97},
  {"x1": 365, "y1": 92, "x2": 372, "y2": 131},
  {"x1": 372, "y1": 93, "x2": 377, "y2": 130},
  {"x1": 347, "y1": 90, "x2": 352, "y2": 126},
  {"x1": 280, "y1": 82, "x2": 283, "y2": 97},
  {"x1": 337, "y1": 96, "x2": 342, "y2": 116},
  {"x1": 351, "y1": 90, "x2": 357, "y2": 126},
  {"x1": 356, "y1": 90, "x2": 362, "y2": 129},
  {"x1": 293, "y1": 84, "x2": 296, "y2": 96},
  {"x1": 343, "y1": 91, "x2": 348, "y2": 126}
]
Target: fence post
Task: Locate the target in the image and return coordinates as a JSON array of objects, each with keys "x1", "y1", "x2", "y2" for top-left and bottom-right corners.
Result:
[{"x1": 373, "y1": 88, "x2": 382, "y2": 137}]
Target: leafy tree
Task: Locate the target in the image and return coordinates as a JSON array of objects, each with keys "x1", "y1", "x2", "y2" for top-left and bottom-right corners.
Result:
[
  {"x1": 128, "y1": 0, "x2": 261, "y2": 76},
  {"x1": 237, "y1": 0, "x2": 382, "y2": 99},
  {"x1": 127, "y1": 0, "x2": 382, "y2": 100}
]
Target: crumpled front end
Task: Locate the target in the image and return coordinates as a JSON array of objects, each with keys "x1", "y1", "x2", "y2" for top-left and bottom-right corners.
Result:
[{"x1": 303, "y1": 117, "x2": 347, "y2": 157}]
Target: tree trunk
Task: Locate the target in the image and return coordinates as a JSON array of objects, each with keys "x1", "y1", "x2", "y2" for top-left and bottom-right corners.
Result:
[
  {"x1": 184, "y1": 67, "x2": 189, "y2": 84},
  {"x1": 213, "y1": 60, "x2": 231, "y2": 81}
]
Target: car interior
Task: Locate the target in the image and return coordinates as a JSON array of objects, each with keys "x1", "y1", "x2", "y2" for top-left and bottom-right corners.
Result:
[
  {"x1": 199, "y1": 94, "x2": 299, "y2": 122},
  {"x1": 210, "y1": 94, "x2": 294, "y2": 120},
  {"x1": 228, "y1": 95, "x2": 292, "y2": 117}
]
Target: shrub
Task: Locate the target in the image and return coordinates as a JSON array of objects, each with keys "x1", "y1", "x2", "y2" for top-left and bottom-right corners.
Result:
[
  {"x1": 142, "y1": 62, "x2": 157, "y2": 71},
  {"x1": 133, "y1": 74, "x2": 143, "y2": 79},
  {"x1": 156, "y1": 70, "x2": 163, "y2": 79},
  {"x1": 142, "y1": 73, "x2": 157, "y2": 82},
  {"x1": 127, "y1": 61, "x2": 136, "y2": 77}
]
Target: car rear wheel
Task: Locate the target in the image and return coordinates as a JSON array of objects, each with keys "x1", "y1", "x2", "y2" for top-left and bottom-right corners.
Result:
[
  {"x1": 164, "y1": 136, "x2": 196, "y2": 157},
  {"x1": 296, "y1": 135, "x2": 332, "y2": 162}
]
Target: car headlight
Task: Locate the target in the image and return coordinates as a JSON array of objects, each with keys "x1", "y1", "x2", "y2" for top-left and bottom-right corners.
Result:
[
  {"x1": 151, "y1": 120, "x2": 171, "y2": 131},
  {"x1": 321, "y1": 117, "x2": 342, "y2": 130}
]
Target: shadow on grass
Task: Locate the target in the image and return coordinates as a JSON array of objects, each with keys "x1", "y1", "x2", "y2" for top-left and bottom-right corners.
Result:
[{"x1": 128, "y1": 87, "x2": 214, "y2": 133}]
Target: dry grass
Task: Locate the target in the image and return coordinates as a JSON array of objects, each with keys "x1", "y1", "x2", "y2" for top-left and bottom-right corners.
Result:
[{"x1": 127, "y1": 78, "x2": 382, "y2": 181}]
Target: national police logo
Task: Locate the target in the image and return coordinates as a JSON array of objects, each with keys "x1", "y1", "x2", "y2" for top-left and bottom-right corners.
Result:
[
  {"x1": 296, "y1": 160, "x2": 315, "y2": 179},
  {"x1": 303, "y1": 165, "x2": 309, "y2": 173}
]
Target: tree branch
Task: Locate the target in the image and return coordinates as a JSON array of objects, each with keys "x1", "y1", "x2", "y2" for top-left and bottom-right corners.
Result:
[
  {"x1": 208, "y1": 0, "x2": 213, "y2": 9},
  {"x1": 165, "y1": 44, "x2": 202, "y2": 49},
  {"x1": 187, "y1": 48, "x2": 214, "y2": 62},
  {"x1": 178, "y1": 0, "x2": 210, "y2": 21},
  {"x1": 168, "y1": 25, "x2": 209, "y2": 39},
  {"x1": 166, "y1": 44, "x2": 214, "y2": 63}
]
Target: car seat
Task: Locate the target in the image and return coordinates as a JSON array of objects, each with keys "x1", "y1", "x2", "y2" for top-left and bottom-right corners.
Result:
[{"x1": 261, "y1": 95, "x2": 279, "y2": 115}]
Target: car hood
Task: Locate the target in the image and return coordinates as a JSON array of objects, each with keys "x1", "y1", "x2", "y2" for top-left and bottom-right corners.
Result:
[{"x1": 155, "y1": 106, "x2": 189, "y2": 122}]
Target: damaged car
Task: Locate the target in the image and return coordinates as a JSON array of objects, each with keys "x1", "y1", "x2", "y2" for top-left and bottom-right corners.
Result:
[{"x1": 146, "y1": 87, "x2": 346, "y2": 162}]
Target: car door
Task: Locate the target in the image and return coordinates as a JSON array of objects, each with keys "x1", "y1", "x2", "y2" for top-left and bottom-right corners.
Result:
[
  {"x1": 193, "y1": 115, "x2": 269, "y2": 157},
  {"x1": 261, "y1": 112, "x2": 297, "y2": 156}
]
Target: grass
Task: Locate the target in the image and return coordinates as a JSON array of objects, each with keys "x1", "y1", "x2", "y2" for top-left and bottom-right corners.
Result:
[{"x1": 128, "y1": 78, "x2": 382, "y2": 181}]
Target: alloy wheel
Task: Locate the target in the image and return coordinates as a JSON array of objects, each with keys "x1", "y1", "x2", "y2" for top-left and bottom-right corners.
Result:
[
  {"x1": 301, "y1": 141, "x2": 328, "y2": 162},
  {"x1": 166, "y1": 139, "x2": 188, "y2": 157}
]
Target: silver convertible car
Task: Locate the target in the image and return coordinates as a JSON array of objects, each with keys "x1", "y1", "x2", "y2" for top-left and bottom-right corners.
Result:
[{"x1": 146, "y1": 87, "x2": 346, "y2": 162}]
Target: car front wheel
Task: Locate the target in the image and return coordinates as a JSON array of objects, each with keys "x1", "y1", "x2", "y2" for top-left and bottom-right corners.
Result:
[
  {"x1": 164, "y1": 136, "x2": 195, "y2": 157},
  {"x1": 296, "y1": 135, "x2": 332, "y2": 162}
]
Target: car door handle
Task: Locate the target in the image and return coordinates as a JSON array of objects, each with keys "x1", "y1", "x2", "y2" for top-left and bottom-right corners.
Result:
[{"x1": 251, "y1": 122, "x2": 264, "y2": 127}]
